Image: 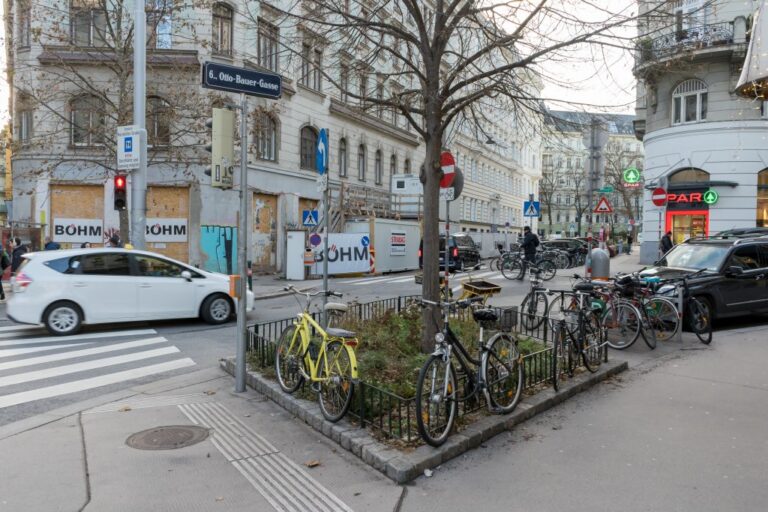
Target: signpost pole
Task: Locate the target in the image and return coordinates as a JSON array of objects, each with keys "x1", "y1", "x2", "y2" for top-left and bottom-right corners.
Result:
[
  {"x1": 445, "y1": 196, "x2": 450, "y2": 297},
  {"x1": 235, "y1": 93, "x2": 248, "y2": 394},
  {"x1": 131, "y1": 0, "x2": 147, "y2": 250},
  {"x1": 322, "y1": 131, "x2": 330, "y2": 327}
]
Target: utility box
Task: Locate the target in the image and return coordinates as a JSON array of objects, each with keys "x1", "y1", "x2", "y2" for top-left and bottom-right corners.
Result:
[{"x1": 345, "y1": 218, "x2": 421, "y2": 273}]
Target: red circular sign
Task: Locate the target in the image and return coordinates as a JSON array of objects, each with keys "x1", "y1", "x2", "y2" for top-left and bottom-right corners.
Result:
[
  {"x1": 439, "y1": 151, "x2": 456, "y2": 188},
  {"x1": 652, "y1": 187, "x2": 667, "y2": 207}
]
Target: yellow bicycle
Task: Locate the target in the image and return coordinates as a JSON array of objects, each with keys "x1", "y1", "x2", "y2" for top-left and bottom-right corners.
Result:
[{"x1": 275, "y1": 286, "x2": 359, "y2": 422}]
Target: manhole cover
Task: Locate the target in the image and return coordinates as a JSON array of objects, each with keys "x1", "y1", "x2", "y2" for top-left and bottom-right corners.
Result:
[{"x1": 126, "y1": 425, "x2": 209, "y2": 451}]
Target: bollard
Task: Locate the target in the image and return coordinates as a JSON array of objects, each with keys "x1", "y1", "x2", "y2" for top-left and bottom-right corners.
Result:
[{"x1": 590, "y1": 248, "x2": 611, "y2": 281}]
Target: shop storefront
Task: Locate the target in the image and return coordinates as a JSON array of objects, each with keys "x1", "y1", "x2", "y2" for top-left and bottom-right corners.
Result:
[{"x1": 665, "y1": 190, "x2": 710, "y2": 245}]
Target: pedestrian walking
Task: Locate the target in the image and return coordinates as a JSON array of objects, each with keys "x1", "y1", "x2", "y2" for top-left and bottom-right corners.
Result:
[
  {"x1": 517, "y1": 226, "x2": 539, "y2": 280},
  {"x1": 11, "y1": 237, "x2": 28, "y2": 274},
  {"x1": 44, "y1": 237, "x2": 61, "y2": 250},
  {"x1": 626, "y1": 232, "x2": 633, "y2": 255},
  {"x1": 660, "y1": 230, "x2": 674, "y2": 255},
  {"x1": 0, "y1": 246, "x2": 10, "y2": 301}
]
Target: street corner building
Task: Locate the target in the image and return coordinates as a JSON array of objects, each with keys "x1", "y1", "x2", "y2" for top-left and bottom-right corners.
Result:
[{"x1": 634, "y1": 0, "x2": 768, "y2": 264}]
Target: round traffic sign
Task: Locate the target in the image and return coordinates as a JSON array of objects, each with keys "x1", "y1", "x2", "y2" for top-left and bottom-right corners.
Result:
[
  {"x1": 361, "y1": 235, "x2": 370, "y2": 247},
  {"x1": 439, "y1": 151, "x2": 456, "y2": 188},
  {"x1": 652, "y1": 187, "x2": 667, "y2": 207},
  {"x1": 309, "y1": 233, "x2": 322, "y2": 247}
]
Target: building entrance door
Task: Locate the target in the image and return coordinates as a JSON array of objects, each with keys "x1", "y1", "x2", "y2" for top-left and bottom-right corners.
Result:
[{"x1": 666, "y1": 210, "x2": 709, "y2": 244}]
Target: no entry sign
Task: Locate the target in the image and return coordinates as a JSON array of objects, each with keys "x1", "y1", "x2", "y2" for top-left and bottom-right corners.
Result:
[
  {"x1": 652, "y1": 187, "x2": 667, "y2": 207},
  {"x1": 439, "y1": 151, "x2": 456, "y2": 188}
]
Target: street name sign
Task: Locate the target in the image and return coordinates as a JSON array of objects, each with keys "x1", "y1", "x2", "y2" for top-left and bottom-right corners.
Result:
[{"x1": 202, "y1": 62, "x2": 282, "y2": 98}]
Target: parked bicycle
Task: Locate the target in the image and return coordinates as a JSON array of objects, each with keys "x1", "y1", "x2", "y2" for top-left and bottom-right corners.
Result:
[
  {"x1": 275, "y1": 286, "x2": 359, "y2": 422},
  {"x1": 547, "y1": 284, "x2": 606, "y2": 374},
  {"x1": 648, "y1": 268, "x2": 713, "y2": 344},
  {"x1": 415, "y1": 296, "x2": 524, "y2": 447}
]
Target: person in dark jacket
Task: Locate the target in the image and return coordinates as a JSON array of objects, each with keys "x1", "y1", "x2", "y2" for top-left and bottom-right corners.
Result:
[
  {"x1": 11, "y1": 237, "x2": 28, "y2": 273},
  {"x1": 44, "y1": 237, "x2": 61, "y2": 250},
  {"x1": 660, "y1": 231, "x2": 674, "y2": 255},
  {"x1": 517, "y1": 226, "x2": 540, "y2": 280},
  {"x1": 0, "y1": 246, "x2": 9, "y2": 300},
  {"x1": 626, "y1": 232, "x2": 633, "y2": 255}
]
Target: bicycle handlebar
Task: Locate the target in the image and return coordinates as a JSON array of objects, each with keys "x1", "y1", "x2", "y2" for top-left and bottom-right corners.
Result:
[
  {"x1": 417, "y1": 295, "x2": 484, "y2": 309},
  {"x1": 283, "y1": 285, "x2": 342, "y2": 298}
]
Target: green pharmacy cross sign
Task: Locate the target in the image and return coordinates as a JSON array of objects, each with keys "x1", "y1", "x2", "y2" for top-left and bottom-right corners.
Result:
[
  {"x1": 703, "y1": 189, "x2": 719, "y2": 205},
  {"x1": 623, "y1": 167, "x2": 641, "y2": 183}
]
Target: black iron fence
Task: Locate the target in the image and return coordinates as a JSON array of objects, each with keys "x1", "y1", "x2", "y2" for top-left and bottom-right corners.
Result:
[{"x1": 246, "y1": 295, "x2": 605, "y2": 442}]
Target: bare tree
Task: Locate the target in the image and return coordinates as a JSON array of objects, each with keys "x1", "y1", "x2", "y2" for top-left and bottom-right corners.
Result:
[
  {"x1": 602, "y1": 140, "x2": 643, "y2": 238},
  {"x1": 255, "y1": 0, "x2": 653, "y2": 349}
]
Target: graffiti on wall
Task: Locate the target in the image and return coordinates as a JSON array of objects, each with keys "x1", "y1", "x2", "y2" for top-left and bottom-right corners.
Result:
[{"x1": 200, "y1": 225, "x2": 237, "y2": 274}]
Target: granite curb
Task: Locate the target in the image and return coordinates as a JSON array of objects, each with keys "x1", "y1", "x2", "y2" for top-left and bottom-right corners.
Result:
[{"x1": 221, "y1": 358, "x2": 628, "y2": 483}]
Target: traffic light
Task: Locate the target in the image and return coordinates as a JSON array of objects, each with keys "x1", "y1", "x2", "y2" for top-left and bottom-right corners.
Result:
[
  {"x1": 114, "y1": 175, "x2": 127, "y2": 210},
  {"x1": 205, "y1": 108, "x2": 235, "y2": 189}
]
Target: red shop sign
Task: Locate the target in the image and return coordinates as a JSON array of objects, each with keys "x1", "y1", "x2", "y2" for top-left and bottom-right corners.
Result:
[{"x1": 667, "y1": 192, "x2": 702, "y2": 203}]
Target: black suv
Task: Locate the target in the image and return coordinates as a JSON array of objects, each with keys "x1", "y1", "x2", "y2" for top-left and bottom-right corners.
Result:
[
  {"x1": 640, "y1": 236, "x2": 768, "y2": 322},
  {"x1": 419, "y1": 233, "x2": 481, "y2": 272}
]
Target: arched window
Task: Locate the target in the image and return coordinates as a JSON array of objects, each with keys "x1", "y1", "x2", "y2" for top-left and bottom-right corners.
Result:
[
  {"x1": 147, "y1": 96, "x2": 171, "y2": 146},
  {"x1": 212, "y1": 3, "x2": 233, "y2": 55},
  {"x1": 70, "y1": 95, "x2": 105, "y2": 146},
  {"x1": 390, "y1": 154, "x2": 397, "y2": 177},
  {"x1": 253, "y1": 111, "x2": 277, "y2": 161},
  {"x1": 357, "y1": 144, "x2": 366, "y2": 181},
  {"x1": 404, "y1": 158, "x2": 411, "y2": 175},
  {"x1": 374, "y1": 150, "x2": 383, "y2": 184},
  {"x1": 669, "y1": 168, "x2": 709, "y2": 183},
  {"x1": 300, "y1": 126, "x2": 318, "y2": 170},
  {"x1": 758, "y1": 170, "x2": 768, "y2": 227},
  {"x1": 338, "y1": 138, "x2": 347, "y2": 177},
  {"x1": 672, "y1": 79, "x2": 707, "y2": 124}
]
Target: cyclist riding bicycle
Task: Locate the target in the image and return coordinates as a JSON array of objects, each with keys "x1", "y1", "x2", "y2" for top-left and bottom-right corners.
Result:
[{"x1": 517, "y1": 226, "x2": 540, "y2": 280}]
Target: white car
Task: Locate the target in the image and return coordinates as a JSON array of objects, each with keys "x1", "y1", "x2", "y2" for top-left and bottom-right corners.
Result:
[{"x1": 7, "y1": 248, "x2": 255, "y2": 335}]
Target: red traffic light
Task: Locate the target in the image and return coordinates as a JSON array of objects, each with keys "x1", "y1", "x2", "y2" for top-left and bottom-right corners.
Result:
[{"x1": 115, "y1": 176, "x2": 126, "y2": 189}]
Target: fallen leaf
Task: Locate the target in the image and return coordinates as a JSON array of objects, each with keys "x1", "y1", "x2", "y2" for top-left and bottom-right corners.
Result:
[
  {"x1": 305, "y1": 459, "x2": 321, "y2": 468},
  {"x1": 118, "y1": 406, "x2": 132, "y2": 412}
]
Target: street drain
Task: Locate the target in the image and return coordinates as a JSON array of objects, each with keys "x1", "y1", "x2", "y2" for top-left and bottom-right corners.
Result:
[{"x1": 126, "y1": 425, "x2": 209, "y2": 451}]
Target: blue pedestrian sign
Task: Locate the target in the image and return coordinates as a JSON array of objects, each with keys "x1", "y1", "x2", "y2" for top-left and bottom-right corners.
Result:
[
  {"x1": 523, "y1": 201, "x2": 540, "y2": 218},
  {"x1": 302, "y1": 210, "x2": 319, "y2": 227},
  {"x1": 316, "y1": 129, "x2": 329, "y2": 175},
  {"x1": 124, "y1": 137, "x2": 133, "y2": 153}
]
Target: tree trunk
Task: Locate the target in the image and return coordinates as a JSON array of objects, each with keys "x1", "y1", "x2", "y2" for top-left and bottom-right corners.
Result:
[{"x1": 420, "y1": 132, "x2": 443, "y2": 353}]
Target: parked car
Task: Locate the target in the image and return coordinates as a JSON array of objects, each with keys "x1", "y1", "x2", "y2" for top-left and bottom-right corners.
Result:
[
  {"x1": 7, "y1": 248, "x2": 255, "y2": 335},
  {"x1": 715, "y1": 227, "x2": 768, "y2": 238},
  {"x1": 639, "y1": 236, "x2": 768, "y2": 323},
  {"x1": 418, "y1": 233, "x2": 480, "y2": 272}
]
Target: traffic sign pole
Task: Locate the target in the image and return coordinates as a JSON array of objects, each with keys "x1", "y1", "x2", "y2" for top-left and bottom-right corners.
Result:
[
  {"x1": 235, "y1": 93, "x2": 249, "y2": 393},
  {"x1": 317, "y1": 129, "x2": 330, "y2": 325},
  {"x1": 132, "y1": 0, "x2": 147, "y2": 250}
]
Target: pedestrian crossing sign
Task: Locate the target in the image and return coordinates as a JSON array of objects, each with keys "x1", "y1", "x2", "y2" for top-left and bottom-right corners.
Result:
[
  {"x1": 523, "y1": 201, "x2": 540, "y2": 217},
  {"x1": 302, "y1": 210, "x2": 319, "y2": 227}
]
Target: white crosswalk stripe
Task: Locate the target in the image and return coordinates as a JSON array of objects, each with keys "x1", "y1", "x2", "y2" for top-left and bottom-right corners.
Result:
[
  {"x1": 0, "y1": 328, "x2": 195, "y2": 412},
  {"x1": 343, "y1": 270, "x2": 506, "y2": 287}
]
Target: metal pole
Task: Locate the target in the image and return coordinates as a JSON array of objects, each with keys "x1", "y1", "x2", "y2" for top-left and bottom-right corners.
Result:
[
  {"x1": 444, "y1": 195, "x2": 450, "y2": 297},
  {"x1": 131, "y1": 0, "x2": 147, "y2": 249},
  {"x1": 235, "y1": 94, "x2": 248, "y2": 393},
  {"x1": 322, "y1": 145, "x2": 330, "y2": 327},
  {"x1": 585, "y1": 119, "x2": 596, "y2": 279}
]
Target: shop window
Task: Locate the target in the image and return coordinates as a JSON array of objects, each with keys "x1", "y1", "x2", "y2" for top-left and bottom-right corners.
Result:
[
  {"x1": 758, "y1": 170, "x2": 768, "y2": 227},
  {"x1": 672, "y1": 79, "x2": 707, "y2": 125}
]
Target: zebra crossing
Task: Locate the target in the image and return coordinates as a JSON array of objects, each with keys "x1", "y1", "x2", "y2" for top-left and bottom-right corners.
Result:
[
  {"x1": 340, "y1": 269, "x2": 515, "y2": 293},
  {"x1": 0, "y1": 325, "x2": 195, "y2": 414}
]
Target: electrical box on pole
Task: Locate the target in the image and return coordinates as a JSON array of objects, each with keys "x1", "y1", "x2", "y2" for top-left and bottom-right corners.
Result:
[{"x1": 205, "y1": 108, "x2": 235, "y2": 189}]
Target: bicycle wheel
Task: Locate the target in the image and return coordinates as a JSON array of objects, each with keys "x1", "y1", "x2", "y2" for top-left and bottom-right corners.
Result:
[
  {"x1": 688, "y1": 297, "x2": 713, "y2": 345},
  {"x1": 602, "y1": 302, "x2": 641, "y2": 350},
  {"x1": 484, "y1": 333, "x2": 524, "y2": 413},
  {"x1": 275, "y1": 324, "x2": 305, "y2": 393},
  {"x1": 501, "y1": 258, "x2": 524, "y2": 280},
  {"x1": 555, "y1": 253, "x2": 569, "y2": 269},
  {"x1": 581, "y1": 310, "x2": 604, "y2": 372},
  {"x1": 520, "y1": 292, "x2": 548, "y2": 331},
  {"x1": 538, "y1": 260, "x2": 557, "y2": 281},
  {"x1": 317, "y1": 340, "x2": 355, "y2": 422},
  {"x1": 415, "y1": 355, "x2": 458, "y2": 447},
  {"x1": 645, "y1": 297, "x2": 679, "y2": 342}
]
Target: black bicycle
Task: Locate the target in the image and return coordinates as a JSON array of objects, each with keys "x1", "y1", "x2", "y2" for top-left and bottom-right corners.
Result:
[
  {"x1": 415, "y1": 297, "x2": 524, "y2": 447},
  {"x1": 651, "y1": 268, "x2": 713, "y2": 345},
  {"x1": 547, "y1": 284, "x2": 606, "y2": 375}
]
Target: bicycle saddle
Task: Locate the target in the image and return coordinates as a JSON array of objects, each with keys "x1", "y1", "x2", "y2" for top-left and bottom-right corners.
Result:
[
  {"x1": 573, "y1": 282, "x2": 594, "y2": 292},
  {"x1": 472, "y1": 308, "x2": 499, "y2": 322},
  {"x1": 326, "y1": 327, "x2": 357, "y2": 338},
  {"x1": 324, "y1": 302, "x2": 348, "y2": 313}
]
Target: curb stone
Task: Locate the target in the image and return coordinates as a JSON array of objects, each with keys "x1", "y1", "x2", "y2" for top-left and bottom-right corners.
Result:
[{"x1": 222, "y1": 358, "x2": 628, "y2": 483}]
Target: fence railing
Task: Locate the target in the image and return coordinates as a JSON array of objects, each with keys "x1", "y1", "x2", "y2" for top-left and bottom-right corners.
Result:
[{"x1": 246, "y1": 295, "x2": 605, "y2": 442}]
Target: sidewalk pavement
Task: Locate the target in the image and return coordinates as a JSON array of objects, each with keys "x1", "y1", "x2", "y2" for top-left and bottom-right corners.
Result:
[{"x1": 0, "y1": 368, "x2": 402, "y2": 512}]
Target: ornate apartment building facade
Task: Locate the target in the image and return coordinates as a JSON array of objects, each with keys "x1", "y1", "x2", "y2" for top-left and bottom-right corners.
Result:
[{"x1": 4, "y1": 0, "x2": 543, "y2": 272}]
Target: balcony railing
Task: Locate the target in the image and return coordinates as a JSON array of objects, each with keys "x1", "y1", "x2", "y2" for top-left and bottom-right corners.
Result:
[{"x1": 638, "y1": 21, "x2": 735, "y2": 64}]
